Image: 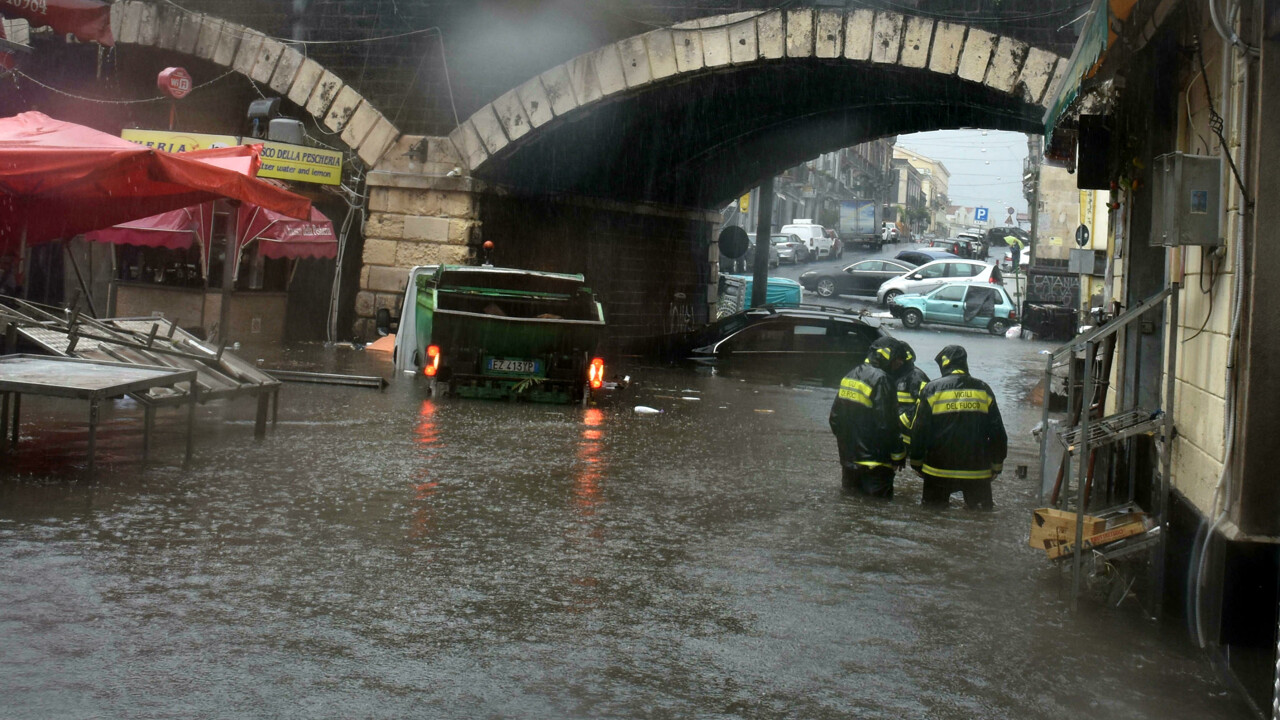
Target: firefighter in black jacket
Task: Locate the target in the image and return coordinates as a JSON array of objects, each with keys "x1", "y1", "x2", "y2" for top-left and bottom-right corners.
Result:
[
  {"x1": 888, "y1": 339, "x2": 930, "y2": 452},
  {"x1": 910, "y1": 345, "x2": 1007, "y2": 510},
  {"x1": 829, "y1": 337, "x2": 905, "y2": 497}
]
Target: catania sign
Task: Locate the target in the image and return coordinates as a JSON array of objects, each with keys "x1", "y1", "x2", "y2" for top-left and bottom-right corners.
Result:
[{"x1": 120, "y1": 129, "x2": 344, "y2": 186}]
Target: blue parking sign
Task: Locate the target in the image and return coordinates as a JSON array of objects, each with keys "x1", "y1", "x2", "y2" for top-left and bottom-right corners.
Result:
[{"x1": 975, "y1": 206, "x2": 989, "y2": 222}]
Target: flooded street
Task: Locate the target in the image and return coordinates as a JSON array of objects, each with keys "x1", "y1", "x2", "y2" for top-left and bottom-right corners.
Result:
[{"x1": 0, "y1": 332, "x2": 1251, "y2": 718}]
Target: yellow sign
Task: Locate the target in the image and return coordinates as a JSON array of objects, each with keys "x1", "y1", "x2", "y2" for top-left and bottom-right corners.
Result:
[
  {"x1": 256, "y1": 141, "x2": 343, "y2": 185},
  {"x1": 121, "y1": 129, "x2": 237, "y2": 153},
  {"x1": 739, "y1": 194, "x2": 750, "y2": 213},
  {"x1": 120, "y1": 129, "x2": 344, "y2": 186}
]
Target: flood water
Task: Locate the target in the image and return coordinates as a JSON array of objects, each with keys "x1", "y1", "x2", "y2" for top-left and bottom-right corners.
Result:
[{"x1": 0, "y1": 332, "x2": 1252, "y2": 718}]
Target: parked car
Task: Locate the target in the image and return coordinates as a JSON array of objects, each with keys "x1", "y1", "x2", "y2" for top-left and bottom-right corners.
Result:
[
  {"x1": 727, "y1": 233, "x2": 779, "y2": 272},
  {"x1": 772, "y1": 232, "x2": 811, "y2": 264},
  {"x1": 690, "y1": 307, "x2": 887, "y2": 386},
  {"x1": 876, "y1": 259, "x2": 1002, "y2": 306},
  {"x1": 780, "y1": 220, "x2": 834, "y2": 259},
  {"x1": 928, "y1": 237, "x2": 965, "y2": 255},
  {"x1": 894, "y1": 248, "x2": 958, "y2": 267},
  {"x1": 881, "y1": 222, "x2": 900, "y2": 243},
  {"x1": 889, "y1": 281, "x2": 1018, "y2": 335},
  {"x1": 798, "y1": 258, "x2": 918, "y2": 298}
]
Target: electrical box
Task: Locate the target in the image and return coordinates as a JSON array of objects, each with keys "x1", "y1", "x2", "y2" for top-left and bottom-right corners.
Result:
[
  {"x1": 1151, "y1": 152, "x2": 1222, "y2": 246},
  {"x1": 1069, "y1": 249, "x2": 1107, "y2": 276}
]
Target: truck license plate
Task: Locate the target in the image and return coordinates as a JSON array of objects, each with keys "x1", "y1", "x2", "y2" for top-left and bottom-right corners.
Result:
[{"x1": 487, "y1": 357, "x2": 540, "y2": 374}]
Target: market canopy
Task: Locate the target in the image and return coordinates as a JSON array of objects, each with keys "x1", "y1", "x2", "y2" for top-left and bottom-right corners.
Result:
[
  {"x1": 0, "y1": 111, "x2": 311, "y2": 251},
  {"x1": 1043, "y1": 0, "x2": 1141, "y2": 147},
  {"x1": 85, "y1": 200, "x2": 337, "y2": 277}
]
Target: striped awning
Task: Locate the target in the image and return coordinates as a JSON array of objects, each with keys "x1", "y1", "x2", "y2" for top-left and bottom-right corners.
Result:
[{"x1": 1043, "y1": 0, "x2": 1141, "y2": 143}]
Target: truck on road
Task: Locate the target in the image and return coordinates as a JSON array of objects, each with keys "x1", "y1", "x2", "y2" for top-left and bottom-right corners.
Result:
[{"x1": 839, "y1": 200, "x2": 885, "y2": 251}]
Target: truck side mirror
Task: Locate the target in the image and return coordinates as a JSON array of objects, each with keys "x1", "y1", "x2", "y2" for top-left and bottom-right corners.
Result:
[{"x1": 375, "y1": 308, "x2": 397, "y2": 336}]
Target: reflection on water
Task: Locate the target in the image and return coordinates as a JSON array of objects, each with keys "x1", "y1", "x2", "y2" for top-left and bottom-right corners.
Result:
[{"x1": 0, "y1": 343, "x2": 1253, "y2": 719}]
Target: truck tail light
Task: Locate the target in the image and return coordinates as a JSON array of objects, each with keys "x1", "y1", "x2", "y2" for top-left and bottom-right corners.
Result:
[
  {"x1": 588, "y1": 357, "x2": 605, "y2": 390},
  {"x1": 424, "y1": 345, "x2": 441, "y2": 377}
]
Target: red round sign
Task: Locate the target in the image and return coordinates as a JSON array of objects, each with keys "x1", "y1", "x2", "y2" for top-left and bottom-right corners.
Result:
[{"x1": 157, "y1": 67, "x2": 193, "y2": 99}]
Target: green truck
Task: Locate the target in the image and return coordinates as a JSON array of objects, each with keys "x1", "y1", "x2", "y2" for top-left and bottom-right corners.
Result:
[{"x1": 391, "y1": 265, "x2": 608, "y2": 404}]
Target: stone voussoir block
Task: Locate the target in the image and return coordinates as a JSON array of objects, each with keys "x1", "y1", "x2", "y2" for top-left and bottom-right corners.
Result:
[
  {"x1": 785, "y1": 9, "x2": 814, "y2": 58},
  {"x1": 356, "y1": 117, "x2": 399, "y2": 167},
  {"x1": 447, "y1": 120, "x2": 488, "y2": 171},
  {"x1": 844, "y1": 9, "x2": 875, "y2": 61},
  {"x1": 269, "y1": 47, "x2": 305, "y2": 94},
  {"x1": 135, "y1": 2, "x2": 158, "y2": 46},
  {"x1": 814, "y1": 9, "x2": 844, "y2": 59},
  {"x1": 231, "y1": 29, "x2": 265, "y2": 77},
  {"x1": 175, "y1": 12, "x2": 203, "y2": 54},
  {"x1": 288, "y1": 58, "x2": 324, "y2": 107},
  {"x1": 306, "y1": 70, "x2": 344, "y2": 119},
  {"x1": 957, "y1": 28, "x2": 996, "y2": 83},
  {"x1": 340, "y1": 101, "x2": 382, "y2": 151},
  {"x1": 492, "y1": 88, "x2": 532, "y2": 142},
  {"x1": 516, "y1": 75, "x2": 555, "y2": 128},
  {"x1": 540, "y1": 64, "x2": 579, "y2": 117},
  {"x1": 728, "y1": 16, "x2": 757, "y2": 64},
  {"x1": 117, "y1": 1, "x2": 143, "y2": 45},
  {"x1": 617, "y1": 36, "x2": 652, "y2": 88},
  {"x1": 928, "y1": 21, "x2": 966, "y2": 74},
  {"x1": 870, "y1": 11, "x2": 904, "y2": 64},
  {"x1": 469, "y1": 104, "x2": 509, "y2": 155},
  {"x1": 154, "y1": 3, "x2": 184, "y2": 50},
  {"x1": 251, "y1": 37, "x2": 287, "y2": 85},
  {"x1": 212, "y1": 21, "x2": 243, "y2": 67},
  {"x1": 323, "y1": 85, "x2": 362, "y2": 133}
]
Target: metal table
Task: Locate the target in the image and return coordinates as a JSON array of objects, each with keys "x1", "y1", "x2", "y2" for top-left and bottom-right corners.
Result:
[{"x1": 0, "y1": 355, "x2": 198, "y2": 475}]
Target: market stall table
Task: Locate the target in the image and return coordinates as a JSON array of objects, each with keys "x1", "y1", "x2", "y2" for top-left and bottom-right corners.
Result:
[{"x1": 0, "y1": 355, "x2": 198, "y2": 475}]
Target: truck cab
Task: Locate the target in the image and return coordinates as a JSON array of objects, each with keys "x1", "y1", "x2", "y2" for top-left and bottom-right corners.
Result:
[{"x1": 391, "y1": 265, "x2": 607, "y2": 404}]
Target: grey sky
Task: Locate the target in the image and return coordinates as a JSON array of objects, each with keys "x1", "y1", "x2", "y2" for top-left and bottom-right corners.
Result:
[{"x1": 897, "y1": 129, "x2": 1030, "y2": 218}]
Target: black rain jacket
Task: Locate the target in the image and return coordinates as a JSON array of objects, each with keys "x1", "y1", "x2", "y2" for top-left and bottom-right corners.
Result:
[
  {"x1": 829, "y1": 340, "x2": 904, "y2": 469},
  {"x1": 909, "y1": 346, "x2": 1008, "y2": 480}
]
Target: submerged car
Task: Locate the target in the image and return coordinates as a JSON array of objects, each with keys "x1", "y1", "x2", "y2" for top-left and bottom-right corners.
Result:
[
  {"x1": 876, "y1": 259, "x2": 1002, "y2": 306},
  {"x1": 690, "y1": 307, "x2": 886, "y2": 385},
  {"x1": 798, "y1": 258, "x2": 917, "y2": 298},
  {"x1": 889, "y1": 281, "x2": 1018, "y2": 335}
]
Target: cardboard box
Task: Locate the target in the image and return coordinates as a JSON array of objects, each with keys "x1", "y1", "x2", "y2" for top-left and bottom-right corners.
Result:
[
  {"x1": 1029, "y1": 508, "x2": 1106, "y2": 550},
  {"x1": 1046, "y1": 516, "x2": 1149, "y2": 560}
]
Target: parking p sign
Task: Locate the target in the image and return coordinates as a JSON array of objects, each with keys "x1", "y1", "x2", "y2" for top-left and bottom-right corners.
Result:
[{"x1": 975, "y1": 206, "x2": 989, "y2": 222}]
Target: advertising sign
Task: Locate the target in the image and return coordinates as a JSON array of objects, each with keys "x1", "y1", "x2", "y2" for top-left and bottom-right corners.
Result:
[
  {"x1": 157, "y1": 67, "x2": 193, "y2": 99},
  {"x1": 839, "y1": 200, "x2": 876, "y2": 235},
  {"x1": 121, "y1": 129, "x2": 343, "y2": 186}
]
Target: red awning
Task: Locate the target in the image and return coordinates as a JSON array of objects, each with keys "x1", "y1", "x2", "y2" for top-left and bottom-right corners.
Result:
[
  {"x1": 236, "y1": 203, "x2": 338, "y2": 261},
  {"x1": 0, "y1": 112, "x2": 311, "y2": 251},
  {"x1": 0, "y1": 0, "x2": 113, "y2": 47},
  {"x1": 86, "y1": 200, "x2": 336, "y2": 277}
]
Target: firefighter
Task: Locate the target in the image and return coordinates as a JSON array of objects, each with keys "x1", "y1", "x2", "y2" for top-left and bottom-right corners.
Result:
[
  {"x1": 829, "y1": 337, "x2": 904, "y2": 498},
  {"x1": 888, "y1": 339, "x2": 930, "y2": 454},
  {"x1": 909, "y1": 345, "x2": 1007, "y2": 510}
]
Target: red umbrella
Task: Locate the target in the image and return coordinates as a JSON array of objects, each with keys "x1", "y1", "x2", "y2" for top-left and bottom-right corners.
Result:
[
  {"x1": 0, "y1": 0, "x2": 113, "y2": 47},
  {"x1": 0, "y1": 111, "x2": 311, "y2": 251}
]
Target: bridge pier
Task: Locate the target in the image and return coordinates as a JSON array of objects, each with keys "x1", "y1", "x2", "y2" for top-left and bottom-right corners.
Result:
[{"x1": 356, "y1": 136, "x2": 721, "y2": 350}]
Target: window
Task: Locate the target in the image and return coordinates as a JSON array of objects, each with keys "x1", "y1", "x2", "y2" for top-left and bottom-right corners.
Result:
[
  {"x1": 724, "y1": 322, "x2": 790, "y2": 352},
  {"x1": 966, "y1": 286, "x2": 1001, "y2": 305},
  {"x1": 933, "y1": 285, "x2": 966, "y2": 302},
  {"x1": 792, "y1": 323, "x2": 830, "y2": 351},
  {"x1": 948, "y1": 263, "x2": 983, "y2": 278},
  {"x1": 850, "y1": 261, "x2": 882, "y2": 273},
  {"x1": 918, "y1": 264, "x2": 947, "y2": 279}
]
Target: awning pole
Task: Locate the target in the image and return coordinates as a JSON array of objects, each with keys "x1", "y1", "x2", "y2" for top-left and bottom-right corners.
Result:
[
  {"x1": 217, "y1": 204, "x2": 237, "y2": 344},
  {"x1": 63, "y1": 240, "x2": 98, "y2": 318}
]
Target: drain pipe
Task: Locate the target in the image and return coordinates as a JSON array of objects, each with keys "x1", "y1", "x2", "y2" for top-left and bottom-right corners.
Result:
[{"x1": 1192, "y1": 37, "x2": 1251, "y2": 650}]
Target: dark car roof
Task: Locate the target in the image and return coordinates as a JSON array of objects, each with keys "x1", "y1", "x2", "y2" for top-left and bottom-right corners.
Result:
[{"x1": 896, "y1": 249, "x2": 958, "y2": 263}]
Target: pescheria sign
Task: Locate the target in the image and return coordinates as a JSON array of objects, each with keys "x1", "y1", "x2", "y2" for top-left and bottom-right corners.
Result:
[{"x1": 0, "y1": 0, "x2": 113, "y2": 47}]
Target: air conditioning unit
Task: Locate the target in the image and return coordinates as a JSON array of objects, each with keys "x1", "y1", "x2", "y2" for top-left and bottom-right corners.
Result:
[{"x1": 1150, "y1": 152, "x2": 1222, "y2": 246}]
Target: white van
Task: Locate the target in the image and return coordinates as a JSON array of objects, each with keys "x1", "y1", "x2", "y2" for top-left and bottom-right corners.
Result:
[{"x1": 779, "y1": 220, "x2": 834, "y2": 260}]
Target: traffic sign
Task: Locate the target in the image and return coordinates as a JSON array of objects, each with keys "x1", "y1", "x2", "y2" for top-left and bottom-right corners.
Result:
[{"x1": 974, "y1": 206, "x2": 989, "y2": 222}]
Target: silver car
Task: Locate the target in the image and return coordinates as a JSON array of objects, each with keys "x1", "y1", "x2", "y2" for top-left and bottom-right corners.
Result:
[{"x1": 771, "y1": 233, "x2": 810, "y2": 264}]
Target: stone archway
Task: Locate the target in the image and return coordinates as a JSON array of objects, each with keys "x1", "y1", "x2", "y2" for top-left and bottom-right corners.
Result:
[
  {"x1": 448, "y1": 8, "x2": 1065, "y2": 197},
  {"x1": 107, "y1": 0, "x2": 401, "y2": 166}
]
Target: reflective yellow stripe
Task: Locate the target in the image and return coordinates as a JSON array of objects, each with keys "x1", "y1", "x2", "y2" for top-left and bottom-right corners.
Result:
[
  {"x1": 922, "y1": 464, "x2": 994, "y2": 480},
  {"x1": 897, "y1": 391, "x2": 916, "y2": 402},
  {"x1": 890, "y1": 451, "x2": 907, "y2": 461},
  {"x1": 841, "y1": 378, "x2": 873, "y2": 395},
  {"x1": 855, "y1": 460, "x2": 894, "y2": 469},
  {"x1": 927, "y1": 389, "x2": 991, "y2": 414},
  {"x1": 901, "y1": 434, "x2": 912, "y2": 445},
  {"x1": 899, "y1": 412, "x2": 913, "y2": 427},
  {"x1": 991, "y1": 463, "x2": 1003, "y2": 473},
  {"x1": 837, "y1": 387, "x2": 873, "y2": 406}
]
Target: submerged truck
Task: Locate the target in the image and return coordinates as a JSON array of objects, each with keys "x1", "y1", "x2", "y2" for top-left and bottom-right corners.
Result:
[{"x1": 391, "y1": 265, "x2": 607, "y2": 404}]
